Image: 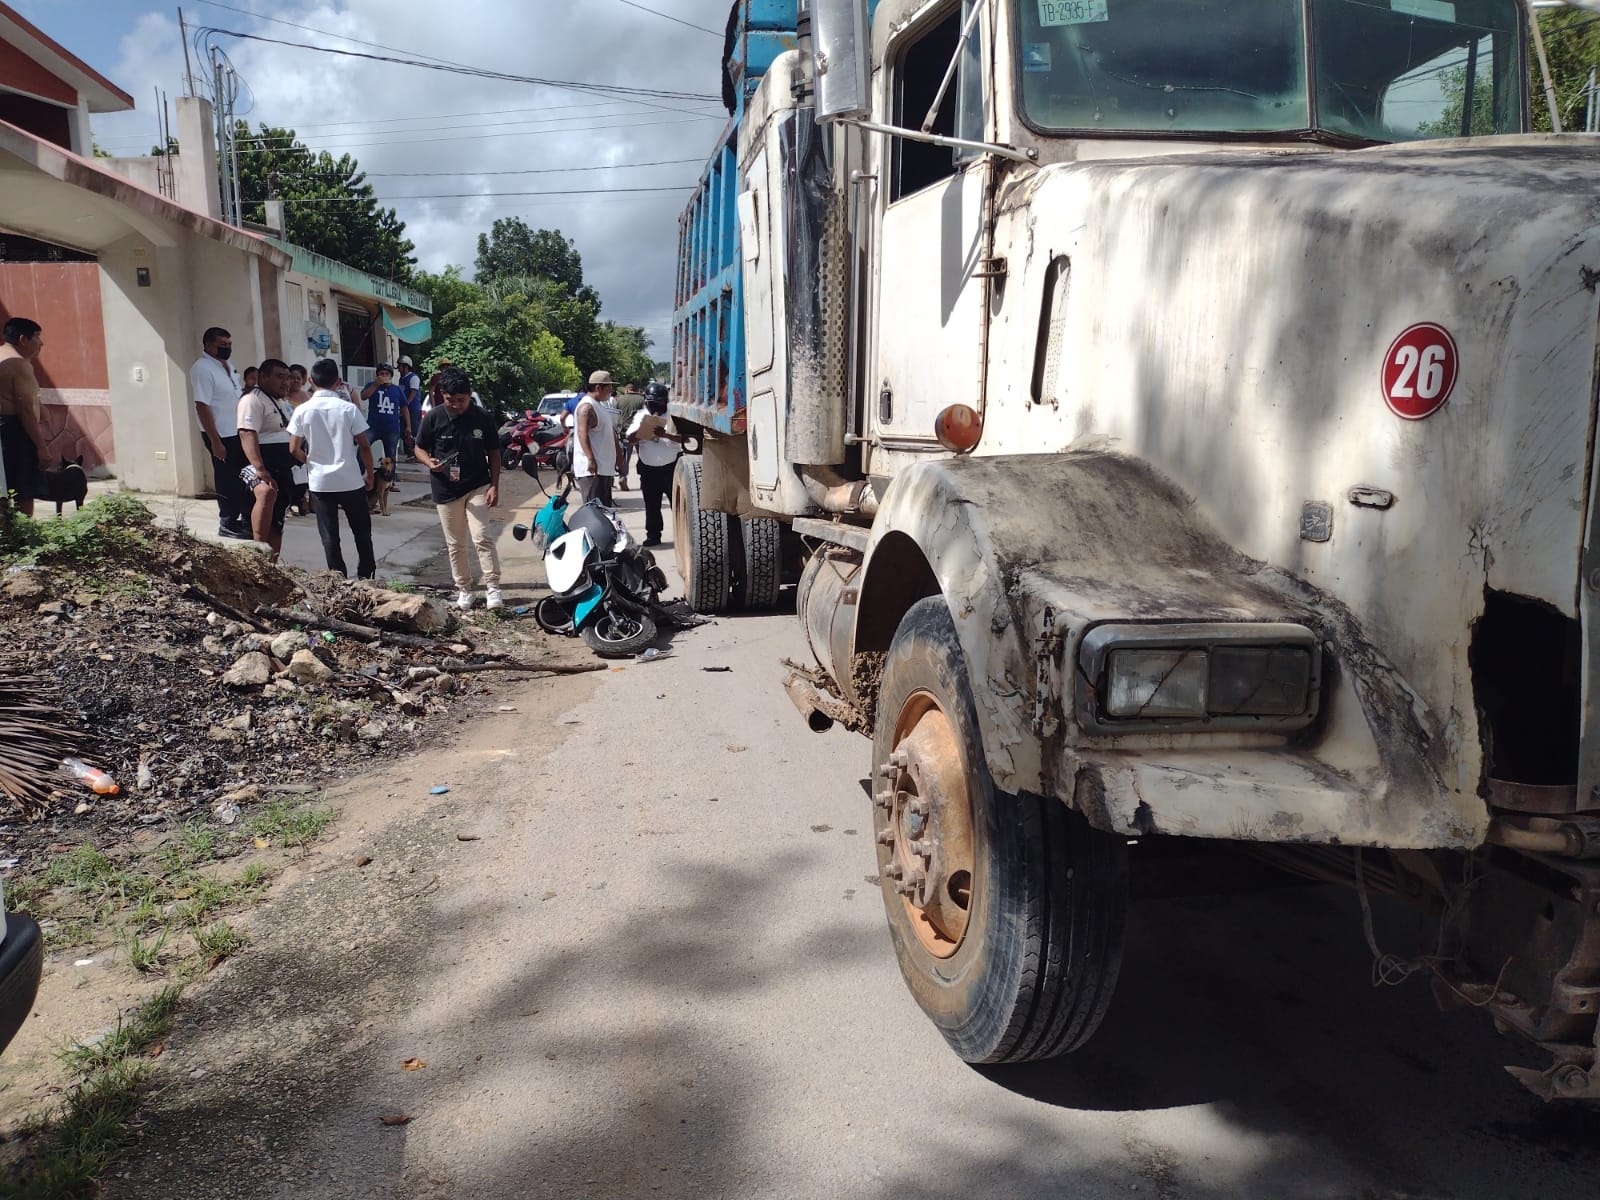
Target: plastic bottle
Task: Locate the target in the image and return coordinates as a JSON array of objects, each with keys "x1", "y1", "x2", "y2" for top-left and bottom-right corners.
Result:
[{"x1": 59, "y1": 757, "x2": 121, "y2": 796}]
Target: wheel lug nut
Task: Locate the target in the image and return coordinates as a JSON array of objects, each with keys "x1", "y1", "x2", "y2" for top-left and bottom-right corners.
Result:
[
  {"x1": 884, "y1": 863, "x2": 903, "y2": 881},
  {"x1": 874, "y1": 788, "x2": 894, "y2": 810},
  {"x1": 876, "y1": 829, "x2": 895, "y2": 846},
  {"x1": 889, "y1": 749, "x2": 909, "y2": 769}
]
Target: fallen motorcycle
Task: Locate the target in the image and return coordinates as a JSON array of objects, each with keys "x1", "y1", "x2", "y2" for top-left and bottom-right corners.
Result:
[{"x1": 512, "y1": 474, "x2": 672, "y2": 658}]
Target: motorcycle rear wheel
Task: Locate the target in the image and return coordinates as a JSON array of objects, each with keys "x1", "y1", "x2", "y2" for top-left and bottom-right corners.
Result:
[{"x1": 582, "y1": 609, "x2": 658, "y2": 658}]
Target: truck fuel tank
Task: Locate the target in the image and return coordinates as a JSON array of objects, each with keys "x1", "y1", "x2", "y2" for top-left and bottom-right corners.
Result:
[{"x1": 798, "y1": 546, "x2": 864, "y2": 707}]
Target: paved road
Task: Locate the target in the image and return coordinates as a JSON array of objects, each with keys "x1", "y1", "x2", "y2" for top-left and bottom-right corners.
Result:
[{"x1": 110, "y1": 483, "x2": 1600, "y2": 1199}]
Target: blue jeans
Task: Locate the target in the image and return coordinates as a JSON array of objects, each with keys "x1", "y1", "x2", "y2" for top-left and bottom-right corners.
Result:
[{"x1": 368, "y1": 426, "x2": 402, "y2": 464}]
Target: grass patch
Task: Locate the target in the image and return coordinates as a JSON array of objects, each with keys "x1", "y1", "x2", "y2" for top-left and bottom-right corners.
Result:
[
  {"x1": 1, "y1": 989, "x2": 182, "y2": 1199},
  {"x1": 123, "y1": 928, "x2": 168, "y2": 974},
  {"x1": 246, "y1": 796, "x2": 333, "y2": 851},
  {"x1": 193, "y1": 920, "x2": 245, "y2": 963},
  {"x1": 57, "y1": 986, "x2": 181, "y2": 1077},
  {"x1": 9, "y1": 796, "x2": 328, "y2": 962},
  {"x1": 0, "y1": 492, "x2": 155, "y2": 568}
]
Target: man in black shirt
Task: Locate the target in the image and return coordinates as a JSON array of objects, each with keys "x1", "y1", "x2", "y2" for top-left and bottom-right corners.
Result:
[{"x1": 414, "y1": 366, "x2": 503, "y2": 611}]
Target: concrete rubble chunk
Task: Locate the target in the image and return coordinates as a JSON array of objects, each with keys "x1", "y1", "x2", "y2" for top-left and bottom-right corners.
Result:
[
  {"x1": 270, "y1": 630, "x2": 312, "y2": 660},
  {"x1": 368, "y1": 591, "x2": 450, "y2": 634},
  {"x1": 222, "y1": 652, "x2": 273, "y2": 688},
  {"x1": 284, "y1": 649, "x2": 335, "y2": 684}
]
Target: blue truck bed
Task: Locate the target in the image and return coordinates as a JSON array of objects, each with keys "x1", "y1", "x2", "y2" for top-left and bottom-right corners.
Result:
[{"x1": 670, "y1": 0, "x2": 798, "y2": 435}]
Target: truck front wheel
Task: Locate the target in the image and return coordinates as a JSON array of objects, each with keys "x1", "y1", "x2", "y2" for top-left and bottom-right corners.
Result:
[{"x1": 872, "y1": 597, "x2": 1128, "y2": 1064}]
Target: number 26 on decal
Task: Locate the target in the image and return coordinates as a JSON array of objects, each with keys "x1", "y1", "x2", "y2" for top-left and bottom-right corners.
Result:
[{"x1": 1382, "y1": 322, "x2": 1459, "y2": 420}]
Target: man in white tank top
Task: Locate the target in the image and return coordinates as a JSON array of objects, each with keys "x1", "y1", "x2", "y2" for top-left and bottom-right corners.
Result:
[{"x1": 572, "y1": 370, "x2": 622, "y2": 504}]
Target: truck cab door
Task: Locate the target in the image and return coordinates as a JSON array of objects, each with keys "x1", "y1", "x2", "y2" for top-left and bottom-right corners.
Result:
[{"x1": 869, "y1": 2, "x2": 987, "y2": 462}]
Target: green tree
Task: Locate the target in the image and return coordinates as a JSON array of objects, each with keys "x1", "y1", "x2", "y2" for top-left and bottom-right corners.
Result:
[
  {"x1": 474, "y1": 219, "x2": 591, "y2": 297},
  {"x1": 528, "y1": 330, "x2": 583, "y2": 394},
  {"x1": 412, "y1": 266, "x2": 483, "y2": 332},
  {"x1": 234, "y1": 123, "x2": 415, "y2": 281},
  {"x1": 600, "y1": 322, "x2": 655, "y2": 386},
  {"x1": 1531, "y1": 11, "x2": 1600, "y2": 133}
]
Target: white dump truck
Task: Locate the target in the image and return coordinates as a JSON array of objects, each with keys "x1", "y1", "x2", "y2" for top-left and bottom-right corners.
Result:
[{"x1": 670, "y1": 0, "x2": 1600, "y2": 1099}]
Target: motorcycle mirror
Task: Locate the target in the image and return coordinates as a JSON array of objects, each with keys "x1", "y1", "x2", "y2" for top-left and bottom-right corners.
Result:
[{"x1": 511, "y1": 523, "x2": 530, "y2": 542}]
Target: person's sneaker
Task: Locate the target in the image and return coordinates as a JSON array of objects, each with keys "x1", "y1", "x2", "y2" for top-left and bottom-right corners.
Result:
[
  {"x1": 642, "y1": 537, "x2": 662, "y2": 547},
  {"x1": 454, "y1": 590, "x2": 475, "y2": 612},
  {"x1": 485, "y1": 587, "x2": 504, "y2": 611},
  {"x1": 218, "y1": 522, "x2": 250, "y2": 540}
]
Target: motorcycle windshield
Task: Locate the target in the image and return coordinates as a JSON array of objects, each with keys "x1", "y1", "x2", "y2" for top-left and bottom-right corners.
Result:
[{"x1": 567, "y1": 503, "x2": 619, "y2": 556}]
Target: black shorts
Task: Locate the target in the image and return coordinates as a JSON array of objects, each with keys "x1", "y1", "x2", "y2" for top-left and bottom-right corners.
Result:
[
  {"x1": 241, "y1": 443, "x2": 298, "y2": 531},
  {"x1": 1, "y1": 415, "x2": 39, "y2": 504}
]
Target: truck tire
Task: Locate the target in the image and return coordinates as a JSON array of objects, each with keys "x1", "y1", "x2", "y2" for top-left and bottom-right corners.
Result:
[
  {"x1": 732, "y1": 516, "x2": 783, "y2": 611},
  {"x1": 672, "y1": 456, "x2": 731, "y2": 613},
  {"x1": 871, "y1": 597, "x2": 1128, "y2": 1064},
  {"x1": 0, "y1": 913, "x2": 43, "y2": 1055}
]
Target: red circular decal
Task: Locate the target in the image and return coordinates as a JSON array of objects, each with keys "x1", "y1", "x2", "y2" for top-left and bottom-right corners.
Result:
[{"x1": 1381, "y1": 323, "x2": 1459, "y2": 420}]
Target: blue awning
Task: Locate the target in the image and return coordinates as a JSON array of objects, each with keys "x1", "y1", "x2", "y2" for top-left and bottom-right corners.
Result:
[{"x1": 382, "y1": 307, "x2": 431, "y2": 343}]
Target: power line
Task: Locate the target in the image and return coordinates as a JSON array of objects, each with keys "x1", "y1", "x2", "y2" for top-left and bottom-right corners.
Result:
[
  {"x1": 226, "y1": 114, "x2": 721, "y2": 155},
  {"x1": 219, "y1": 107, "x2": 710, "y2": 147},
  {"x1": 282, "y1": 185, "x2": 696, "y2": 202},
  {"x1": 615, "y1": 0, "x2": 722, "y2": 37},
  {"x1": 366, "y1": 158, "x2": 704, "y2": 178},
  {"x1": 199, "y1": 26, "x2": 720, "y2": 103},
  {"x1": 91, "y1": 97, "x2": 718, "y2": 147}
]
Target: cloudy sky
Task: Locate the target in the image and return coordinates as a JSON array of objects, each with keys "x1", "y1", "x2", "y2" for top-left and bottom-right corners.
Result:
[{"x1": 15, "y1": 0, "x2": 736, "y2": 351}]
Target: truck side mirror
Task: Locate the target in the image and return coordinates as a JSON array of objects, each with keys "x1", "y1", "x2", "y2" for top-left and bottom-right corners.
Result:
[{"x1": 810, "y1": 0, "x2": 871, "y2": 122}]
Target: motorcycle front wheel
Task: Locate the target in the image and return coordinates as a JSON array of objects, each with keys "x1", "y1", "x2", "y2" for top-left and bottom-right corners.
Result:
[
  {"x1": 501, "y1": 444, "x2": 524, "y2": 470},
  {"x1": 581, "y1": 609, "x2": 658, "y2": 658},
  {"x1": 534, "y1": 597, "x2": 575, "y2": 636}
]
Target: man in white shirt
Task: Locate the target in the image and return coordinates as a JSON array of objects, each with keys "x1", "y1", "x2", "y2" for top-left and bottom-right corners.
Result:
[
  {"x1": 288, "y1": 358, "x2": 377, "y2": 578},
  {"x1": 398, "y1": 355, "x2": 422, "y2": 457},
  {"x1": 572, "y1": 370, "x2": 622, "y2": 505},
  {"x1": 189, "y1": 326, "x2": 248, "y2": 539},
  {"x1": 624, "y1": 382, "x2": 685, "y2": 547}
]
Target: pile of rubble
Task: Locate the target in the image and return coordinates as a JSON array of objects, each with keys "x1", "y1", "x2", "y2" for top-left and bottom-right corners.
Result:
[{"x1": 0, "y1": 510, "x2": 578, "y2": 863}]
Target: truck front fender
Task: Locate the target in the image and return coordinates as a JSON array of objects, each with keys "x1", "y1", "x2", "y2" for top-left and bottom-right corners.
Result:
[{"x1": 854, "y1": 452, "x2": 1485, "y2": 849}]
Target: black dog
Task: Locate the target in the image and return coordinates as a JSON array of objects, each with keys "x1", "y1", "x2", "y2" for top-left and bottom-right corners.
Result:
[{"x1": 34, "y1": 458, "x2": 88, "y2": 515}]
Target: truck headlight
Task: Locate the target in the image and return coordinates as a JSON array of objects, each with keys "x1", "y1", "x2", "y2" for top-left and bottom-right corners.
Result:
[
  {"x1": 1105, "y1": 649, "x2": 1208, "y2": 718},
  {"x1": 1081, "y1": 623, "x2": 1321, "y2": 732}
]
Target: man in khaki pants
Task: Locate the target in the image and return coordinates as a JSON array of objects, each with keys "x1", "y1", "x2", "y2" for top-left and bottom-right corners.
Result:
[{"x1": 413, "y1": 365, "x2": 503, "y2": 610}]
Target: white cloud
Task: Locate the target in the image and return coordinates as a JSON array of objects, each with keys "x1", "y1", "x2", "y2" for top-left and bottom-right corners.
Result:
[{"x1": 90, "y1": 0, "x2": 735, "y2": 355}]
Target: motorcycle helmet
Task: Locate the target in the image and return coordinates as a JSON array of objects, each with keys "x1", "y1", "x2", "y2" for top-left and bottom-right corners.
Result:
[{"x1": 644, "y1": 381, "x2": 669, "y2": 414}]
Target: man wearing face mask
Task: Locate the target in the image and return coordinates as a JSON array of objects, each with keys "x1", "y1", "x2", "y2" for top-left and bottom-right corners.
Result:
[
  {"x1": 189, "y1": 326, "x2": 249, "y2": 539},
  {"x1": 624, "y1": 381, "x2": 686, "y2": 548}
]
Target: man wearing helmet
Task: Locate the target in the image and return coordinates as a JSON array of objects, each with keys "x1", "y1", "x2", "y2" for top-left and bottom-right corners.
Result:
[{"x1": 624, "y1": 381, "x2": 685, "y2": 547}]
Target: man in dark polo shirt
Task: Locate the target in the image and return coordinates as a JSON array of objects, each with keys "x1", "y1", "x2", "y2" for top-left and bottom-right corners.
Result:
[{"x1": 413, "y1": 366, "x2": 502, "y2": 611}]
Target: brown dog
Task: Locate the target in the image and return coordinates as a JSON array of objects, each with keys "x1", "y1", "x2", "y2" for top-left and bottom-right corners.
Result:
[{"x1": 368, "y1": 456, "x2": 396, "y2": 515}]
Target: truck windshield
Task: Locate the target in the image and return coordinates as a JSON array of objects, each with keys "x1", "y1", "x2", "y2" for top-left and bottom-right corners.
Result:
[{"x1": 1015, "y1": 0, "x2": 1524, "y2": 141}]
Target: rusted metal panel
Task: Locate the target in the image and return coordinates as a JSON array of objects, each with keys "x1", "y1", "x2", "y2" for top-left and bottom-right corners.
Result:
[{"x1": 860, "y1": 452, "x2": 1489, "y2": 849}]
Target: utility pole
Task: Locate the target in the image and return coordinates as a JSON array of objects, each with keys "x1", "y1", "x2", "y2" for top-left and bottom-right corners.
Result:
[
  {"x1": 178, "y1": 7, "x2": 194, "y2": 98},
  {"x1": 212, "y1": 48, "x2": 234, "y2": 224}
]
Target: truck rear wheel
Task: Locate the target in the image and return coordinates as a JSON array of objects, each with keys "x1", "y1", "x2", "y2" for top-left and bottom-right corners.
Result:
[
  {"x1": 672, "y1": 456, "x2": 731, "y2": 613},
  {"x1": 732, "y1": 516, "x2": 782, "y2": 611},
  {"x1": 872, "y1": 597, "x2": 1128, "y2": 1064}
]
